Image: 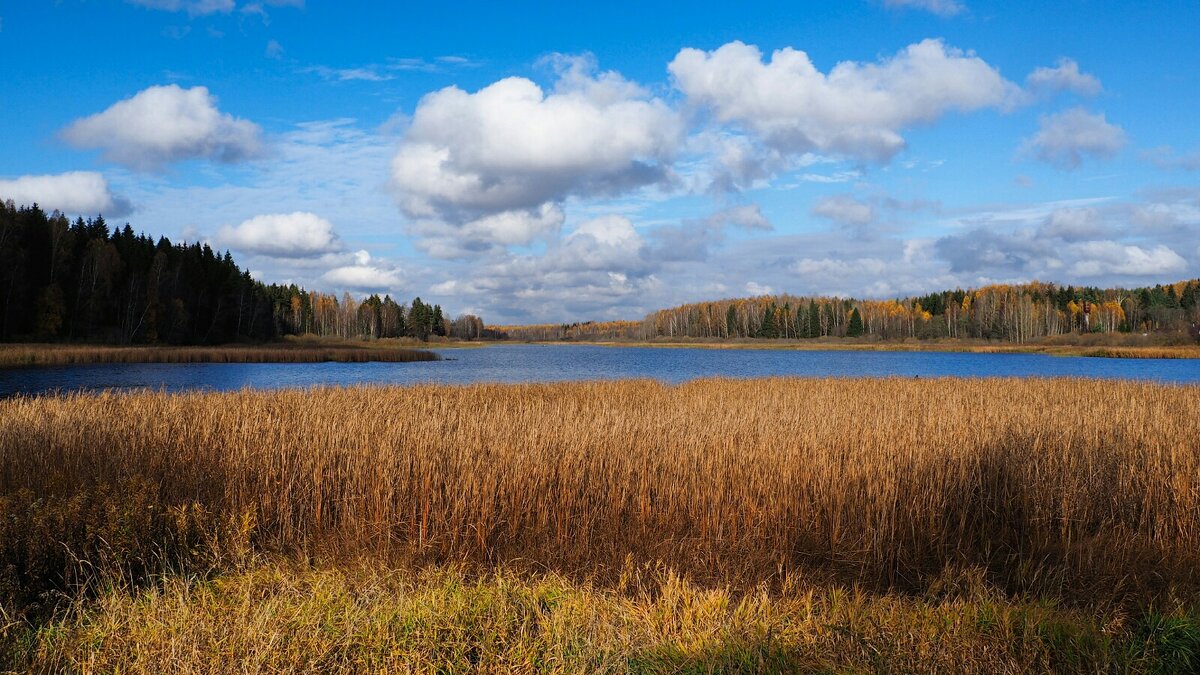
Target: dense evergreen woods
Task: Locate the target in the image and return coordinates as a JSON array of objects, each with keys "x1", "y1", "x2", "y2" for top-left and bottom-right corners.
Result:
[{"x1": 0, "y1": 202, "x2": 484, "y2": 344}]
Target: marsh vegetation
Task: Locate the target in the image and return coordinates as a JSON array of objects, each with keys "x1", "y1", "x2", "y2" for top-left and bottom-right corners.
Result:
[
  {"x1": 0, "y1": 341, "x2": 441, "y2": 367},
  {"x1": 2, "y1": 378, "x2": 1199, "y2": 671}
]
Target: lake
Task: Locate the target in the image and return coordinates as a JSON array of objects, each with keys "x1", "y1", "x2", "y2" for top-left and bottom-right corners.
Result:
[{"x1": 2, "y1": 344, "x2": 1199, "y2": 397}]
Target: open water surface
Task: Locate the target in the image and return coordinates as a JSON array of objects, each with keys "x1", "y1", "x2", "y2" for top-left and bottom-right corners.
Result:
[{"x1": 2, "y1": 344, "x2": 1199, "y2": 396}]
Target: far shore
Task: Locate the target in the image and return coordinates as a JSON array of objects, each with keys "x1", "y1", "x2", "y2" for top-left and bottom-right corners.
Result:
[
  {"x1": 501, "y1": 337, "x2": 1200, "y2": 359},
  {"x1": 5, "y1": 335, "x2": 1198, "y2": 367},
  {"x1": 0, "y1": 340, "x2": 443, "y2": 367}
]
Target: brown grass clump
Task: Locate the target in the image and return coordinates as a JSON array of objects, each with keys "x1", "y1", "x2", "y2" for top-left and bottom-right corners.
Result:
[{"x1": 0, "y1": 342, "x2": 439, "y2": 367}]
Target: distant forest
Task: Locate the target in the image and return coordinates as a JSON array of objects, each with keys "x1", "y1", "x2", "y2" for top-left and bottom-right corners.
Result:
[
  {"x1": 500, "y1": 282, "x2": 1200, "y2": 344},
  {"x1": 7, "y1": 200, "x2": 1197, "y2": 347},
  {"x1": 0, "y1": 201, "x2": 489, "y2": 344}
]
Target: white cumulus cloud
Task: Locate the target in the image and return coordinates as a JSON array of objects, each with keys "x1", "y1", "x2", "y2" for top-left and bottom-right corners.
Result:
[
  {"x1": 216, "y1": 212, "x2": 342, "y2": 258},
  {"x1": 1069, "y1": 242, "x2": 1187, "y2": 277},
  {"x1": 670, "y1": 39, "x2": 1018, "y2": 164},
  {"x1": 0, "y1": 172, "x2": 131, "y2": 216},
  {"x1": 62, "y1": 84, "x2": 262, "y2": 170},
  {"x1": 1026, "y1": 58, "x2": 1102, "y2": 97},
  {"x1": 391, "y1": 55, "x2": 682, "y2": 250},
  {"x1": 558, "y1": 215, "x2": 646, "y2": 269},
  {"x1": 321, "y1": 265, "x2": 405, "y2": 292},
  {"x1": 1022, "y1": 108, "x2": 1126, "y2": 169}
]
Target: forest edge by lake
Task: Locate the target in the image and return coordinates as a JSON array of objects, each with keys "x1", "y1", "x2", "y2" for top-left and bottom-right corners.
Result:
[{"x1": 3, "y1": 335, "x2": 1200, "y2": 368}]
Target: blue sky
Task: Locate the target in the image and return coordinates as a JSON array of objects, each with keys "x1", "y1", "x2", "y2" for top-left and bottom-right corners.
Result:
[{"x1": 2, "y1": 0, "x2": 1199, "y2": 322}]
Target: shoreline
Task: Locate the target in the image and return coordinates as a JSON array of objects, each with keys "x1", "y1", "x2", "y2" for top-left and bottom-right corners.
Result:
[
  {"x1": 0, "y1": 342, "x2": 442, "y2": 367},
  {"x1": 4, "y1": 337, "x2": 1198, "y2": 367},
  {"x1": 500, "y1": 338, "x2": 1200, "y2": 359}
]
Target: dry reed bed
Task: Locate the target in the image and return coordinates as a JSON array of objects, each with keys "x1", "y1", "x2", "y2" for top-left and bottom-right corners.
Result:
[
  {"x1": 0, "y1": 343, "x2": 439, "y2": 366},
  {"x1": 2, "y1": 378, "x2": 1199, "y2": 604},
  {"x1": 1078, "y1": 346, "x2": 1200, "y2": 359}
]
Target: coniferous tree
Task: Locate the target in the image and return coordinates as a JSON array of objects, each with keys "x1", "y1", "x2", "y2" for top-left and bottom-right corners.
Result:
[
  {"x1": 408, "y1": 297, "x2": 431, "y2": 340},
  {"x1": 847, "y1": 307, "x2": 864, "y2": 337},
  {"x1": 757, "y1": 302, "x2": 777, "y2": 338},
  {"x1": 432, "y1": 304, "x2": 446, "y2": 337}
]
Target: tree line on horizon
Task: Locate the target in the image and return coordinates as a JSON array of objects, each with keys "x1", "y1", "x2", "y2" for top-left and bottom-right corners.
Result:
[
  {"x1": 0, "y1": 201, "x2": 488, "y2": 344},
  {"x1": 7, "y1": 201, "x2": 1197, "y2": 347},
  {"x1": 499, "y1": 282, "x2": 1200, "y2": 343},
  {"x1": 639, "y1": 281, "x2": 1200, "y2": 342}
]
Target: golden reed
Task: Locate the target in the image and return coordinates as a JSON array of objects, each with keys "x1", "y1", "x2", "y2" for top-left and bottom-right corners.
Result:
[
  {"x1": 2, "y1": 377, "x2": 1197, "y2": 603},
  {"x1": 0, "y1": 343, "x2": 438, "y2": 366}
]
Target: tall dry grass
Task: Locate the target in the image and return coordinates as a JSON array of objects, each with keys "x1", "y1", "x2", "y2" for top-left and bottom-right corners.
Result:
[
  {"x1": 1077, "y1": 346, "x2": 1200, "y2": 359},
  {"x1": 0, "y1": 342, "x2": 439, "y2": 366},
  {"x1": 2, "y1": 378, "x2": 1198, "y2": 614}
]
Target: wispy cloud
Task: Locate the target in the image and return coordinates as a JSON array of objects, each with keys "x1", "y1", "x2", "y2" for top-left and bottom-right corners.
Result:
[
  {"x1": 303, "y1": 65, "x2": 395, "y2": 82},
  {"x1": 1142, "y1": 145, "x2": 1200, "y2": 171},
  {"x1": 303, "y1": 56, "x2": 482, "y2": 82},
  {"x1": 127, "y1": 0, "x2": 303, "y2": 18},
  {"x1": 880, "y1": 0, "x2": 965, "y2": 17}
]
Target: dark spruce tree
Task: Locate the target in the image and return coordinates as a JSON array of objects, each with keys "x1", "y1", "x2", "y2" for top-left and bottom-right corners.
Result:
[
  {"x1": 432, "y1": 304, "x2": 446, "y2": 337},
  {"x1": 756, "y1": 302, "x2": 778, "y2": 338},
  {"x1": 408, "y1": 297, "x2": 431, "y2": 340},
  {"x1": 847, "y1": 307, "x2": 864, "y2": 337}
]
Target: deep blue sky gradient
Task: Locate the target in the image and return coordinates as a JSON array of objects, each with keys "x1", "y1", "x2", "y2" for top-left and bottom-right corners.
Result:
[{"x1": 1, "y1": 1, "x2": 1198, "y2": 322}]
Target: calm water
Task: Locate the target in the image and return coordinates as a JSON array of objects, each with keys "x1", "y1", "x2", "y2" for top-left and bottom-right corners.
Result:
[{"x1": 1, "y1": 344, "x2": 1199, "y2": 396}]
